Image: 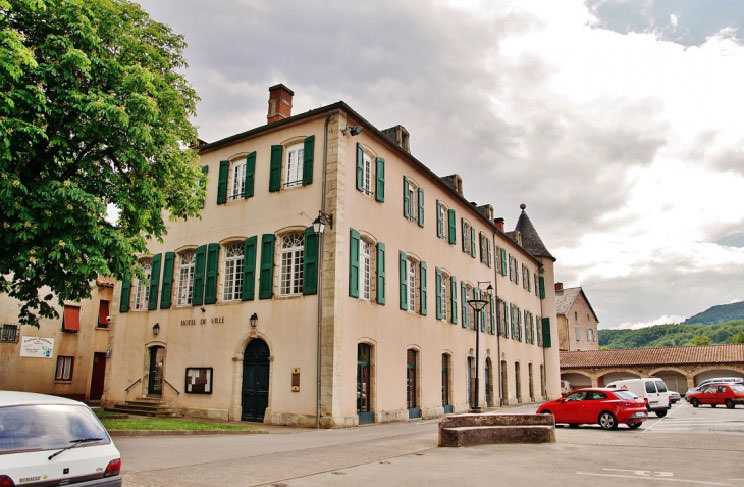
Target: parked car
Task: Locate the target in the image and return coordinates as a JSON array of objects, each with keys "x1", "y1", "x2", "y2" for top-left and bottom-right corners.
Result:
[
  {"x1": 0, "y1": 391, "x2": 121, "y2": 487},
  {"x1": 685, "y1": 377, "x2": 744, "y2": 399},
  {"x1": 537, "y1": 387, "x2": 648, "y2": 430},
  {"x1": 669, "y1": 391, "x2": 681, "y2": 404},
  {"x1": 605, "y1": 377, "x2": 671, "y2": 417},
  {"x1": 688, "y1": 383, "x2": 744, "y2": 409}
]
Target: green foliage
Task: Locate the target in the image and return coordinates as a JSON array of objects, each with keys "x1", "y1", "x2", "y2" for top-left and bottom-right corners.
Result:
[
  {"x1": 684, "y1": 301, "x2": 744, "y2": 325},
  {"x1": 599, "y1": 320, "x2": 744, "y2": 349},
  {"x1": 0, "y1": 0, "x2": 204, "y2": 325},
  {"x1": 730, "y1": 330, "x2": 744, "y2": 344},
  {"x1": 100, "y1": 418, "x2": 259, "y2": 431}
]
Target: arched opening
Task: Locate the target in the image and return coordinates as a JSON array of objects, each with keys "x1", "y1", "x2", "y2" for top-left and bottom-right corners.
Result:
[
  {"x1": 357, "y1": 343, "x2": 374, "y2": 424},
  {"x1": 561, "y1": 372, "x2": 592, "y2": 390},
  {"x1": 598, "y1": 371, "x2": 638, "y2": 386},
  {"x1": 652, "y1": 370, "x2": 688, "y2": 393},
  {"x1": 241, "y1": 338, "x2": 270, "y2": 422},
  {"x1": 442, "y1": 353, "x2": 453, "y2": 413},
  {"x1": 147, "y1": 345, "x2": 165, "y2": 396},
  {"x1": 407, "y1": 349, "x2": 420, "y2": 419}
]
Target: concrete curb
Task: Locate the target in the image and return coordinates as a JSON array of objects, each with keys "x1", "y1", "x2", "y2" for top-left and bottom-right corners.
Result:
[{"x1": 109, "y1": 429, "x2": 268, "y2": 437}]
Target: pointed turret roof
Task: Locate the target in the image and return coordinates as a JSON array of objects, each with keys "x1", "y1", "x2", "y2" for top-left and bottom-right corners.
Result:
[{"x1": 514, "y1": 204, "x2": 555, "y2": 261}]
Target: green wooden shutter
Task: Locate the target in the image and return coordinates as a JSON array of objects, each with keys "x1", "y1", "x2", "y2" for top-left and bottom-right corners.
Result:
[
  {"x1": 217, "y1": 160, "x2": 229, "y2": 204},
  {"x1": 486, "y1": 239, "x2": 492, "y2": 267},
  {"x1": 502, "y1": 301, "x2": 509, "y2": 338},
  {"x1": 435, "y1": 267, "x2": 442, "y2": 320},
  {"x1": 489, "y1": 294, "x2": 495, "y2": 335},
  {"x1": 403, "y1": 177, "x2": 410, "y2": 219},
  {"x1": 349, "y1": 228, "x2": 360, "y2": 298},
  {"x1": 478, "y1": 233, "x2": 484, "y2": 263},
  {"x1": 159, "y1": 251, "x2": 175, "y2": 309},
  {"x1": 461, "y1": 218, "x2": 467, "y2": 252},
  {"x1": 200, "y1": 165, "x2": 208, "y2": 208},
  {"x1": 436, "y1": 201, "x2": 442, "y2": 238},
  {"x1": 517, "y1": 306, "x2": 523, "y2": 342},
  {"x1": 192, "y1": 245, "x2": 207, "y2": 306},
  {"x1": 259, "y1": 234, "x2": 275, "y2": 299},
  {"x1": 356, "y1": 143, "x2": 364, "y2": 192},
  {"x1": 542, "y1": 318, "x2": 551, "y2": 347},
  {"x1": 303, "y1": 135, "x2": 314, "y2": 185},
  {"x1": 244, "y1": 152, "x2": 256, "y2": 198},
  {"x1": 500, "y1": 248, "x2": 508, "y2": 276},
  {"x1": 419, "y1": 261, "x2": 427, "y2": 315},
  {"x1": 450, "y1": 276, "x2": 458, "y2": 324},
  {"x1": 269, "y1": 145, "x2": 282, "y2": 192},
  {"x1": 478, "y1": 290, "x2": 485, "y2": 332},
  {"x1": 204, "y1": 243, "x2": 219, "y2": 304},
  {"x1": 461, "y1": 282, "x2": 467, "y2": 328},
  {"x1": 375, "y1": 157, "x2": 385, "y2": 202},
  {"x1": 147, "y1": 253, "x2": 161, "y2": 310},
  {"x1": 417, "y1": 188, "x2": 424, "y2": 228},
  {"x1": 376, "y1": 243, "x2": 385, "y2": 304},
  {"x1": 448, "y1": 209, "x2": 456, "y2": 245},
  {"x1": 242, "y1": 236, "x2": 257, "y2": 301},
  {"x1": 539, "y1": 276, "x2": 545, "y2": 299},
  {"x1": 470, "y1": 227, "x2": 476, "y2": 257},
  {"x1": 303, "y1": 227, "x2": 318, "y2": 295},
  {"x1": 399, "y1": 251, "x2": 408, "y2": 310},
  {"x1": 119, "y1": 279, "x2": 130, "y2": 312}
]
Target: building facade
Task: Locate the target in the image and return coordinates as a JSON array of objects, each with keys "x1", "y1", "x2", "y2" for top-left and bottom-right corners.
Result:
[
  {"x1": 555, "y1": 284, "x2": 599, "y2": 351},
  {"x1": 0, "y1": 279, "x2": 115, "y2": 401},
  {"x1": 104, "y1": 85, "x2": 561, "y2": 427}
]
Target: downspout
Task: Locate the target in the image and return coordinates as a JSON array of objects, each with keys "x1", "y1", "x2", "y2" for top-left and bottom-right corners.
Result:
[
  {"x1": 539, "y1": 263, "x2": 547, "y2": 400},
  {"x1": 493, "y1": 231, "x2": 502, "y2": 406},
  {"x1": 316, "y1": 113, "x2": 332, "y2": 428}
]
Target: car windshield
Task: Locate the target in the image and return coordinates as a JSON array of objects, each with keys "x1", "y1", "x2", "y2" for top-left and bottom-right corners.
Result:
[
  {"x1": 731, "y1": 384, "x2": 744, "y2": 392},
  {"x1": 0, "y1": 404, "x2": 110, "y2": 454},
  {"x1": 613, "y1": 391, "x2": 639, "y2": 400}
]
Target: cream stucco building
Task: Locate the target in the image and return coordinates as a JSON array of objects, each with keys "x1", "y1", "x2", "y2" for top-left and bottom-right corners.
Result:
[
  {"x1": 104, "y1": 85, "x2": 561, "y2": 427},
  {"x1": 555, "y1": 284, "x2": 599, "y2": 351},
  {"x1": 0, "y1": 279, "x2": 115, "y2": 401}
]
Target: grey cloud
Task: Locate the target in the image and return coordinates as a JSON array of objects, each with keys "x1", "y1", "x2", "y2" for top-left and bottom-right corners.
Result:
[{"x1": 714, "y1": 232, "x2": 744, "y2": 248}]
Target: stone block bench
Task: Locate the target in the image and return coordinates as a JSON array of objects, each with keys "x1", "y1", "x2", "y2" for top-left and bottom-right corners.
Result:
[{"x1": 438, "y1": 413, "x2": 555, "y2": 447}]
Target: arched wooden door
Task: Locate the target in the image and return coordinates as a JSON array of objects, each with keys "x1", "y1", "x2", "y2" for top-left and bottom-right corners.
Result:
[{"x1": 242, "y1": 339, "x2": 270, "y2": 422}]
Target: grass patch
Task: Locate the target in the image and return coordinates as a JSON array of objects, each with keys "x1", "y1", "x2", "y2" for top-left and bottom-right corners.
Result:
[
  {"x1": 101, "y1": 418, "x2": 259, "y2": 431},
  {"x1": 94, "y1": 409, "x2": 123, "y2": 418}
]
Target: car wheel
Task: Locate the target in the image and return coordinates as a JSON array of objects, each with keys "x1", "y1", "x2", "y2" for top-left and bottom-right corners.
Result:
[
  {"x1": 628, "y1": 422, "x2": 642, "y2": 429},
  {"x1": 710, "y1": 404, "x2": 716, "y2": 408},
  {"x1": 691, "y1": 398, "x2": 700, "y2": 407},
  {"x1": 569, "y1": 423, "x2": 579, "y2": 428},
  {"x1": 655, "y1": 409, "x2": 667, "y2": 418},
  {"x1": 598, "y1": 411, "x2": 618, "y2": 430},
  {"x1": 725, "y1": 399, "x2": 735, "y2": 409}
]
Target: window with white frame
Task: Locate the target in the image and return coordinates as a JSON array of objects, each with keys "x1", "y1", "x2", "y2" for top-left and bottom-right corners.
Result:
[
  {"x1": 463, "y1": 221, "x2": 472, "y2": 254},
  {"x1": 285, "y1": 143, "x2": 304, "y2": 188},
  {"x1": 134, "y1": 260, "x2": 151, "y2": 310},
  {"x1": 408, "y1": 258, "x2": 416, "y2": 311},
  {"x1": 55, "y1": 355, "x2": 73, "y2": 381},
  {"x1": 222, "y1": 242, "x2": 244, "y2": 301},
  {"x1": 437, "y1": 202, "x2": 447, "y2": 240},
  {"x1": 280, "y1": 232, "x2": 305, "y2": 296},
  {"x1": 360, "y1": 239, "x2": 371, "y2": 300},
  {"x1": 440, "y1": 271, "x2": 449, "y2": 321},
  {"x1": 362, "y1": 151, "x2": 373, "y2": 196},
  {"x1": 176, "y1": 251, "x2": 196, "y2": 306},
  {"x1": 575, "y1": 326, "x2": 581, "y2": 340},
  {"x1": 587, "y1": 328, "x2": 593, "y2": 341},
  {"x1": 406, "y1": 181, "x2": 417, "y2": 222},
  {"x1": 229, "y1": 159, "x2": 246, "y2": 199}
]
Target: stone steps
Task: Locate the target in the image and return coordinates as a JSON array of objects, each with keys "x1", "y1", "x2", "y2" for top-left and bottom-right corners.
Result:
[
  {"x1": 438, "y1": 413, "x2": 555, "y2": 447},
  {"x1": 107, "y1": 399, "x2": 177, "y2": 418}
]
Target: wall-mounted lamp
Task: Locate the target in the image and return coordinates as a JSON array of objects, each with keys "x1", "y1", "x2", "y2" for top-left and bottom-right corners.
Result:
[
  {"x1": 200, "y1": 307, "x2": 206, "y2": 312},
  {"x1": 341, "y1": 125, "x2": 363, "y2": 136},
  {"x1": 250, "y1": 313, "x2": 258, "y2": 328},
  {"x1": 152, "y1": 323, "x2": 160, "y2": 336},
  {"x1": 312, "y1": 210, "x2": 333, "y2": 234}
]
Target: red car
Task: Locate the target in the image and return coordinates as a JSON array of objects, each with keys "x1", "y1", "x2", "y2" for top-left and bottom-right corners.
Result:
[
  {"x1": 537, "y1": 387, "x2": 648, "y2": 430},
  {"x1": 688, "y1": 383, "x2": 744, "y2": 409}
]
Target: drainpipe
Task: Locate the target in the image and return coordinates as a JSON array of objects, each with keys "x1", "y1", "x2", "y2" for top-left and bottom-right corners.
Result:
[
  {"x1": 316, "y1": 113, "x2": 332, "y2": 429},
  {"x1": 539, "y1": 263, "x2": 547, "y2": 400},
  {"x1": 492, "y1": 231, "x2": 502, "y2": 406}
]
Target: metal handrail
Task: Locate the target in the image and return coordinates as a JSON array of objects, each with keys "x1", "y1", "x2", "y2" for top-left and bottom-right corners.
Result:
[
  {"x1": 164, "y1": 378, "x2": 180, "y2": 395},
  {"x1": 124, "y1": 378, "x2": 142, "y2": 392}
]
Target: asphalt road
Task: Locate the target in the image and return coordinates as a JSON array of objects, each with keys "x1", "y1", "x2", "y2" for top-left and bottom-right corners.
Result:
[{"x1": 116, "y1": 402, "x2": 744, "y2": 486}]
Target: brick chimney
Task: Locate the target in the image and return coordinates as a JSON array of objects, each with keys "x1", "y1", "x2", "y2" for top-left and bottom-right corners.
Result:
[
  {"x1": 555, "y1": 282, "x2": 564, "y2": 292},
  {"x1": 493, "y1": 217, "x2": 504, "y2": 232},
  {"x1": 267, "y1": 84, "x2": 294, "y2": 124}
]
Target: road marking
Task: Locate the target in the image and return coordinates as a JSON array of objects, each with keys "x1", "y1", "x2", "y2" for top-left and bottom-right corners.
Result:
[{"x1": 576, "y1": 472, "x2": 732, "y2": 486}]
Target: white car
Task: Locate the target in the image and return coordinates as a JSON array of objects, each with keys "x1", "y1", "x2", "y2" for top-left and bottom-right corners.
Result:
[{"x1": 0, "y1": 391, "x2": 121, "y2": 487}]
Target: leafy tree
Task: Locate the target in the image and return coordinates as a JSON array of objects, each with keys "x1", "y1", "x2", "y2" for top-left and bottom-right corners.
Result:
[
  {"x1": 689, "y1": 334, "x2": 711, "y2": 346},
  {"x1": 730, "y1": 330, "x2": 744, "y2": 344},
  {"x1": 1, "y1": 0, "x2": 203, "y2": 325}
]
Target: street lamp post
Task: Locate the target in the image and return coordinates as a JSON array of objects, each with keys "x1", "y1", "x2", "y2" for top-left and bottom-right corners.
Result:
[
  {"x1": 468, "y1": 282, "x2": 493, "y2": 412},
  {"x1": 312, "y1": 210, "x2": 332, "y2": 428}
]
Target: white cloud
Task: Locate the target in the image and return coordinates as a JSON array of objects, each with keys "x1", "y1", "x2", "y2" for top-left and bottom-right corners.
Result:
[{"x1": 615, "y1": 313, "x2": 687, "y2": 330}]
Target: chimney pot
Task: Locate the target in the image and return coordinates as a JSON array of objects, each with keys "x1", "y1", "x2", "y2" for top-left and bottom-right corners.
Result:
[
  {"x1": 494, "y1": 217, "x2": 504, "y2": 232},
  {"x1": 555, "y1": 282, "x2": 564, "y2": 292},
  {"x1": 267, "y1": 84, "x2": 294, "y2": 124}
]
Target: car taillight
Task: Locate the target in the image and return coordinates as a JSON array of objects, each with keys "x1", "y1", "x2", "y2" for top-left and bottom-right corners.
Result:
[
  {"x1": 104, "y1": 458, "x2": 121, "y2": 477},
  {"x1": 0, "y1": 475, "x2": 15, "y2": 487}
]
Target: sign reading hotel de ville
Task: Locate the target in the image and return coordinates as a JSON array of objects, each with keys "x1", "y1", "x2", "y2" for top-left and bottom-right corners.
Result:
[
  {"x1": 180, "y1": 316, "x2": 225, "y2": 327},
  {"x1": 19, "y1": 337, "x2": 54, "y2": 358}
]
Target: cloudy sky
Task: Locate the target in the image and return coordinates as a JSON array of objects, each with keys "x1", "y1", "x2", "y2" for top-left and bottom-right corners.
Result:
[{"x1": 136, "y1": 0, "x2": 744, "y2": 329}]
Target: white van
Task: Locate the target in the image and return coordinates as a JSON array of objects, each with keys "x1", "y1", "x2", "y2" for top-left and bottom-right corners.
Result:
[{"x1": 605, "y1": 378, "x2": 671, "y2": 417}]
